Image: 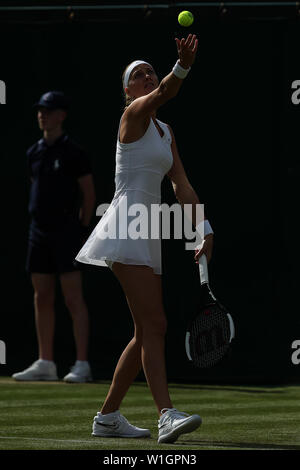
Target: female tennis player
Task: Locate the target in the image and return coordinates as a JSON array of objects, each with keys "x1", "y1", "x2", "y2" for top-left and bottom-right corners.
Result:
[{"x1": 76, "y1": 33, "x2": 214, "y2": 444}]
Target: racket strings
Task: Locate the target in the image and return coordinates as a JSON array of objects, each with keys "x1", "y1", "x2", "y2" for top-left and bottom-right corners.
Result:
[{"x1": 189, "y1": 306, "x2": 231, "y2": 368}]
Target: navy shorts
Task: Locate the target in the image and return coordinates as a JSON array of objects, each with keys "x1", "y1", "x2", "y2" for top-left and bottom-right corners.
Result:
[{"x1": 26, "y1": 220, "x2": 83, "y2": 274}]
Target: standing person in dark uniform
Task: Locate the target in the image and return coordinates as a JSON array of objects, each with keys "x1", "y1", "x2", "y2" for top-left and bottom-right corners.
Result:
[{"x1": 12, "y1": 91, "x2": 96, "y2": 383}]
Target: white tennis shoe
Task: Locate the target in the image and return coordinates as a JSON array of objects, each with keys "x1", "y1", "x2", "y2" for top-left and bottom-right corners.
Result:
[
  {"x1": 158, "y1": 408, "x2": 202, "y2": 444},
  {"x1": 63, "y1": 360, "x2": 92, "y2": 383},
  {"x1": 12, "y1": 359, "x2": 58, "y2": 381},
  {"x1": 92, "y1": 411, "x2": 151, "y2": 438}
]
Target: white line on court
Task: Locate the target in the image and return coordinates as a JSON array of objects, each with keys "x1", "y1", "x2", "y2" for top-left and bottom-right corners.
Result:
[{"x1": 0, "y1": 436, "x2": 102, "y2": 445}]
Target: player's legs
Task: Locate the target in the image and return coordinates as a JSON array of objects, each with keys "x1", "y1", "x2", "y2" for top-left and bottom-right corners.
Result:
[
  {"x1": 59, "y1": 270, "x2": 89, "y2": 361},
  {"x1": 100, "y1": 263, "x2": 173, "y2": 416},
  {"x1": 31, "y1": 273, "x2": 56, "y2": 361}
]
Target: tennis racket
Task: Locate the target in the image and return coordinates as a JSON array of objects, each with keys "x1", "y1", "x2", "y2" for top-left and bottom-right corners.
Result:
[{"x1": 185, "y1": 254, "x2": 235, "y2": 368}]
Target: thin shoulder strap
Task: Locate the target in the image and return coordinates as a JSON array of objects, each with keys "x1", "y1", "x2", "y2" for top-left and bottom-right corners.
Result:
[{"x1": 156, "y1": 119, "x2": 172, "y2": 143}]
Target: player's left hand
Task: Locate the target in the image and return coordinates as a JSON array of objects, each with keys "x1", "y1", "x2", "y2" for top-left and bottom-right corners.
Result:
[
  {"x1": 175, "y1": 34, "x2": 198, "y2": 69},
  {"x1": 194, "y1": 233, "x2": 213, "y2": 264}
]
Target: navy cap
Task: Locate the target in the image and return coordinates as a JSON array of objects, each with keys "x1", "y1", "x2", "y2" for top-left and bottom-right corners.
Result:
[{"x1": 33, "y1": 91, "x2": 69, "y2": 110}]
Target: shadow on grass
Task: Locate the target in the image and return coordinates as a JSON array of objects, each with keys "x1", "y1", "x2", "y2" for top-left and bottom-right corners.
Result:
[
  {"x1": 0, "y1": 377, "x2": 296, "y2": 395},
  {"x1": 58, "y1": 380, "x2": 286, "y2": 395},
  {"x1": 169, "y1": 386, "x2": 284, "y2": 394}
]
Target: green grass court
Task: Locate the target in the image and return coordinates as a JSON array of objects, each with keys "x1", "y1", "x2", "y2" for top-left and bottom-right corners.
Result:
[{"x1": 0, "y1": 377, "x2": 300, "y2": 451}]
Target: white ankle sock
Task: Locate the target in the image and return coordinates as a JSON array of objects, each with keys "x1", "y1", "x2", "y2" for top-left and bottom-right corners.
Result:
[{"x1": 98, "y1": 411, "x2": 119, "y2": 420}]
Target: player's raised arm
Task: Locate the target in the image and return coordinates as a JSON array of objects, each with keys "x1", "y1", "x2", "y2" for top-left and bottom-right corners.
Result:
[{"x1": 124, "y1": 34, "x2": 198, "y2": 120}]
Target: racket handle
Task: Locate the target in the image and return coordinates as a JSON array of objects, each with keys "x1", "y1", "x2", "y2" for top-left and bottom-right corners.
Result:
[{"x1": 199, "y1": 254, "x2": 209, "y2": 284}]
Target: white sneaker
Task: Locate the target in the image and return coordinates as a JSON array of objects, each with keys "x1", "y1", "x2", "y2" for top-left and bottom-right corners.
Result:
[
  {"x1": 63, "y1": 360, "x2": 92, "y2": 383},
  {"x1": 92, "y1": 411, "x2": 151, "y2": 438},
  {"x1": 12, "y1": 359, "x2": 58, "y2": 381},
  {"x1": 158, "y1": 408, "x2": 202, "y2": 444}
]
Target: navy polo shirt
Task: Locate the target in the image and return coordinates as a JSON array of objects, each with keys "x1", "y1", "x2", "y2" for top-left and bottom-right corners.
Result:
[{"x1": 27, "y1": 133, "x2": 91, "y2": 229}]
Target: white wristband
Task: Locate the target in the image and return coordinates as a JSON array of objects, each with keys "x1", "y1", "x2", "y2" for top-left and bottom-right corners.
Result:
[
  {"x1": 204, "y1": 220, "x2": 213, "y2": 236},
  {"x1": 195, "y1": 220, "x2": 213, "y2": 251},
  {"x1": 172, "y1": 60, "x2": 191, "y2": 79},
  {"x1": 195, "y1": 220, "x2": 214, "y2": 239}
]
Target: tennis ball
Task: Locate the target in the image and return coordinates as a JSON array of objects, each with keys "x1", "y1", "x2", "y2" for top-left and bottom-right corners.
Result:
[{"x1": 178, "y1": 10, "x2": 194, "y2": 27}]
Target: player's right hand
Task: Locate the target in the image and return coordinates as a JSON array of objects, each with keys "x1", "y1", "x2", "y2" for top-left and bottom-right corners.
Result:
[{"x1": 194, "y1": 233, "x2": 213, "y2": 264}]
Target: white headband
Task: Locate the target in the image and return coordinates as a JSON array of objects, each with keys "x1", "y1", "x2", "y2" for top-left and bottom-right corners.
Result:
[{"x1": 123, "y1": 60, "x2": 152, "y2": 90}]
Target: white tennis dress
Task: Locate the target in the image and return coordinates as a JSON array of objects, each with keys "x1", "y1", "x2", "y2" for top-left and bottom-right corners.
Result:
[{"x1": 75, "y1": 117, "x2": 173, "y2": 274}]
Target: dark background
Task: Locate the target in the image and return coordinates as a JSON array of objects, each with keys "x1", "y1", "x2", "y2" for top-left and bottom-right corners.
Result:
[{"x1": 0, "y1": 1, "x2": 299, "y2": 384}]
